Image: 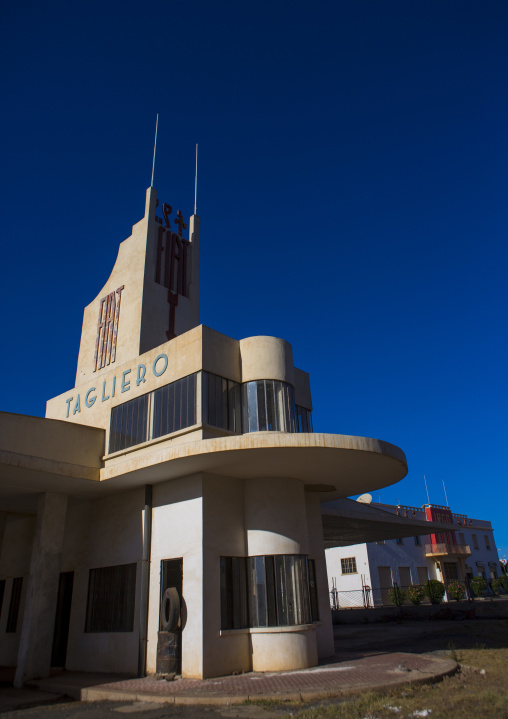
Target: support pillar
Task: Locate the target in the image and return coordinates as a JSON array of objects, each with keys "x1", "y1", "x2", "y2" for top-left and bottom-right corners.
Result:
[{"x1": 14, "y1": 493, "x2": 68, "y2": 687}]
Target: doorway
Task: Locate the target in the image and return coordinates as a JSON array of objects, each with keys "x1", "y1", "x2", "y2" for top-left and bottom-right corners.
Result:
[
  {"x1": 377, "y1": 566, "x2": 393, "y2": 606},
  {"x1": 157, "y1": 559, "x2": 183, "y2": 674},
  {"x1": 51, "y1": 571, "x2": 74, "y2": 667}
]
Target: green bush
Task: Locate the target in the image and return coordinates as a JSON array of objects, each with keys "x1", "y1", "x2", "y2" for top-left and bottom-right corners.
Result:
[
  {"x1": 447, "y1": 580, "x2": 466, "y2": 601},
  {"x1": 407, "y1": 584, "x2": 425, "y2": 605},
  {"x1": 388, "y1": 586, "x2": 407, "y2": 606},
  {"x1": 424, "y1": 579, "x2": 445, "y2": 604},
  {"x1": 470, "y1": 576, "x2": 486, "y2": 597},
  {"x1": 491, "y1": 578, "x2": 502, "y2": 595},
  {"x1": 491, "y1": 576, "x2": 508, "y2": 594}
]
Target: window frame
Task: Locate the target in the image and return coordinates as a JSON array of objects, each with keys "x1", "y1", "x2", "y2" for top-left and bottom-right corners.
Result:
[{"x1": 340, "y1": 557, "x2": 357, "y2": 575}]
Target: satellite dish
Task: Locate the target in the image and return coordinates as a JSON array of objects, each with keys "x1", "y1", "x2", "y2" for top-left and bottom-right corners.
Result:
[{"x1": 356, "y1": 493, "x2": 372, "y2": 504}]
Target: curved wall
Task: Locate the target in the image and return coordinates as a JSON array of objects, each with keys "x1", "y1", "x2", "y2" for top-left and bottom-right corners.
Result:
[{"x1": 239, "y1": 337, "x2": 294, "y2": 384}]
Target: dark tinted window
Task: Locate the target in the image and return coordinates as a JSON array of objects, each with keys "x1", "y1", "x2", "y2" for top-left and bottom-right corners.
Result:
[
  {"x1": 109, "y1": 394, "x2": 149, "y2": 453},
  {"x1": 153, "y1": 374, "x2": 197, "y2": 439},
  {"x1": 85, "y1": 563, "x2": 136, "y2": 633}
]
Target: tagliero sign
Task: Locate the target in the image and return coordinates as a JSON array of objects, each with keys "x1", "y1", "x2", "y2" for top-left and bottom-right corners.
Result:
[
  {"x1": 66, "y1": 353, "x2": 170, "y2": 417},
  {"x1": 93, "y1": 286, "x2": 124, "y2": 372}
]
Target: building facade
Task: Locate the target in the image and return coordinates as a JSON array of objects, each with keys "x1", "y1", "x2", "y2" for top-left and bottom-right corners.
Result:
[{"x1": 1, "y1": 185, "x2": 453, "y2": 686}]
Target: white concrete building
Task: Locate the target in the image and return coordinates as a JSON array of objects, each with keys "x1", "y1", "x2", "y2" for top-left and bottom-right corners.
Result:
[
  {"x1": 325, "y1": 500, "x2": 502, "y2": 607},
  {"x1": 0, "y1": 185, "x2": 451, "y2": 685}
]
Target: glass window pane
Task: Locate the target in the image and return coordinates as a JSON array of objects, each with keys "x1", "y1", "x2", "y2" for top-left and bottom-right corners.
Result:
[
  {"x1": 257, "y1": 382, "x2": 267, "y2": 431},
  {"x1": 275, "y1": 556, "x2": 289, "y2": 626},
  {"x1": 109, "y1": 394, "x2": 149, "y2": 453},
  {"x1": 152, "y1": 374, "x2": 197, "y2": 439},
  {"x1": 247, "y1": 382, "x2": 258, "y2": 432},
  {"x1": 266, "y1": 381, "x2": 276, "y2": 431},
  {"x1": 221, "y1": 378, "x2": 228, "y2": 430},
  {"x1": 265, "y1": 556, "x2": 277, "y2": 626},
  {"x1": 248, "y1": 556, "x2": 267, "y2": 628},
  {"x1": 202, "y1": 371, "x2": 209, "y2": 424}
]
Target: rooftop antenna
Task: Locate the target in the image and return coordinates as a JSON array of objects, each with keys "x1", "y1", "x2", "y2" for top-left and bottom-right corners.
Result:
[
  {"x1": 442, "y1": 479, "x2": 449, "y2": 507},
  {"x1": 151, "y1": 113, "x2": 159, "y2": 188},
  {"x1": 424, "y1": 475, "x2": 431, "y2": 505},
  {"x1": 194, "y1": 143, "x2": 198, "y2": 215}
]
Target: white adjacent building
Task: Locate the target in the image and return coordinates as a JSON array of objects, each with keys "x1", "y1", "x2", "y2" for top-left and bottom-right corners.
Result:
[{"x1": 325, "y1": 500, "x2": 501, "y2": 607}]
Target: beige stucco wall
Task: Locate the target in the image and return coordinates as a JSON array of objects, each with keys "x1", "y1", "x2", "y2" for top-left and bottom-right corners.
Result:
[
  {"x1": 61, "y1": 489, "x2": 144, "y2": 674},
  {"x1": 202, "y1": 475, "x2": 250, "y2": 678},
  {"x1": 75, "y1": 188, "x2": 200, "y2": 387},
  {"x1": 0, "y1": 515, "x2": 36, "y2": 666},
  {"x1": 148, "y1": 475, "x2": 204, "y2": 678}
]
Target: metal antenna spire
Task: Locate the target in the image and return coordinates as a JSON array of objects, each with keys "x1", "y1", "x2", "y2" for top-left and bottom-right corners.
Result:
[
  {"x1": 194, "y1": 143, "x2": 198, "y2": 215},
  {"x1": 442, "y1": 480, "x2": 449, "y2": 507},
  {"x1": 151, "y1": 114, "x2": 159, "y2": 188},
  {"x1": 424, "y1": 475, "x2": 431, "y2": 504}
]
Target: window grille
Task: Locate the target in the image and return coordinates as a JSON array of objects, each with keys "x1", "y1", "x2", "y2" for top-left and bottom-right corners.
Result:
[
  {"x1": 341, "y1": 557, "x2": 357, "y2": 575},
  {"x1": 85, "y1": 563, "x2": 136, "y2": 633}
]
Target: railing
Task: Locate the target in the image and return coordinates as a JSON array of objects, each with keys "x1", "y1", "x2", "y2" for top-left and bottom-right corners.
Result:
[
  {"x1": 330, "y1": 577, "x2": 506, "y2": 610},
  {"x1": 330, "y1": 584, "x2": 436, "y2": 610},
  {"x1": 425, "y1": 543, "x2": 471, "y2": 557}
]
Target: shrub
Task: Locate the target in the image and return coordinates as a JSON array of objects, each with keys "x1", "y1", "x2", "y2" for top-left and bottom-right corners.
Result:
[
  {"x1": 424, "y1": 579, "x2": 445, "y2": 604},
  {"x1": 470, "y1": 576, "x2": 486, "y2": 597},
  {"x1": 491, "y1": 576, "x2": 508, "y2": 594},
  {"x1": 407, "y1": 584, "x2": 425, "y2": 605},
  {"x1": 491, "y1": 578, "x2": 502, "y2": 595},
  {"x1": 447, "y1": 580, "x2": 466, "y2": 601},
  {"x1": 388, "y1": 586, "x2": 407, "y2": 606}
]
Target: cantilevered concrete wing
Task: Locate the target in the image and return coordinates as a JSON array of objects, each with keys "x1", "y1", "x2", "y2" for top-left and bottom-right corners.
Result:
[{"x1": 322, "y1": 498, "x2": 454, "y2": 548}]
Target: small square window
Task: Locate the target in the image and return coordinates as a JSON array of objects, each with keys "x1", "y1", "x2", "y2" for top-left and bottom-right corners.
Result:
[
  {"x1": 396, "y1": 537, "x2": 404, "y2": 545},
  {"x1": 341, "y1": 557, "x2": 357, "y2": 575}
]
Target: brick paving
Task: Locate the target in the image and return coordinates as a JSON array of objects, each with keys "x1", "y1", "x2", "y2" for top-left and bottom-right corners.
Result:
[{"x1": 32, "y1": 652, "x2": 457, "y2": 704}]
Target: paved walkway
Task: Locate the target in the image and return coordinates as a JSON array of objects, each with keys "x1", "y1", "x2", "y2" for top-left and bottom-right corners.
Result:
[{"x1": 24, "y1": 652, "x2": 457, "y2": 706}]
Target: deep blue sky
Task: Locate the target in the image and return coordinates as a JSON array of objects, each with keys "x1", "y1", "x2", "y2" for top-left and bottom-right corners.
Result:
[{"x1": 1, "y1": 1, "x2": 507, "y2": 557}]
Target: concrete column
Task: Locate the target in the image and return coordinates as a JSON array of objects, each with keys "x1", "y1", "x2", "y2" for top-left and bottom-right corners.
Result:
[
  {"x1": 243, "y1": 477, "x2": 318, "y2": 672},
  {"x1": 244, "y1": 477, "x2": 309, "y2": 555},
  {"x1": 14, "y1": 493, "x2": 68, "y2": 687}
]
